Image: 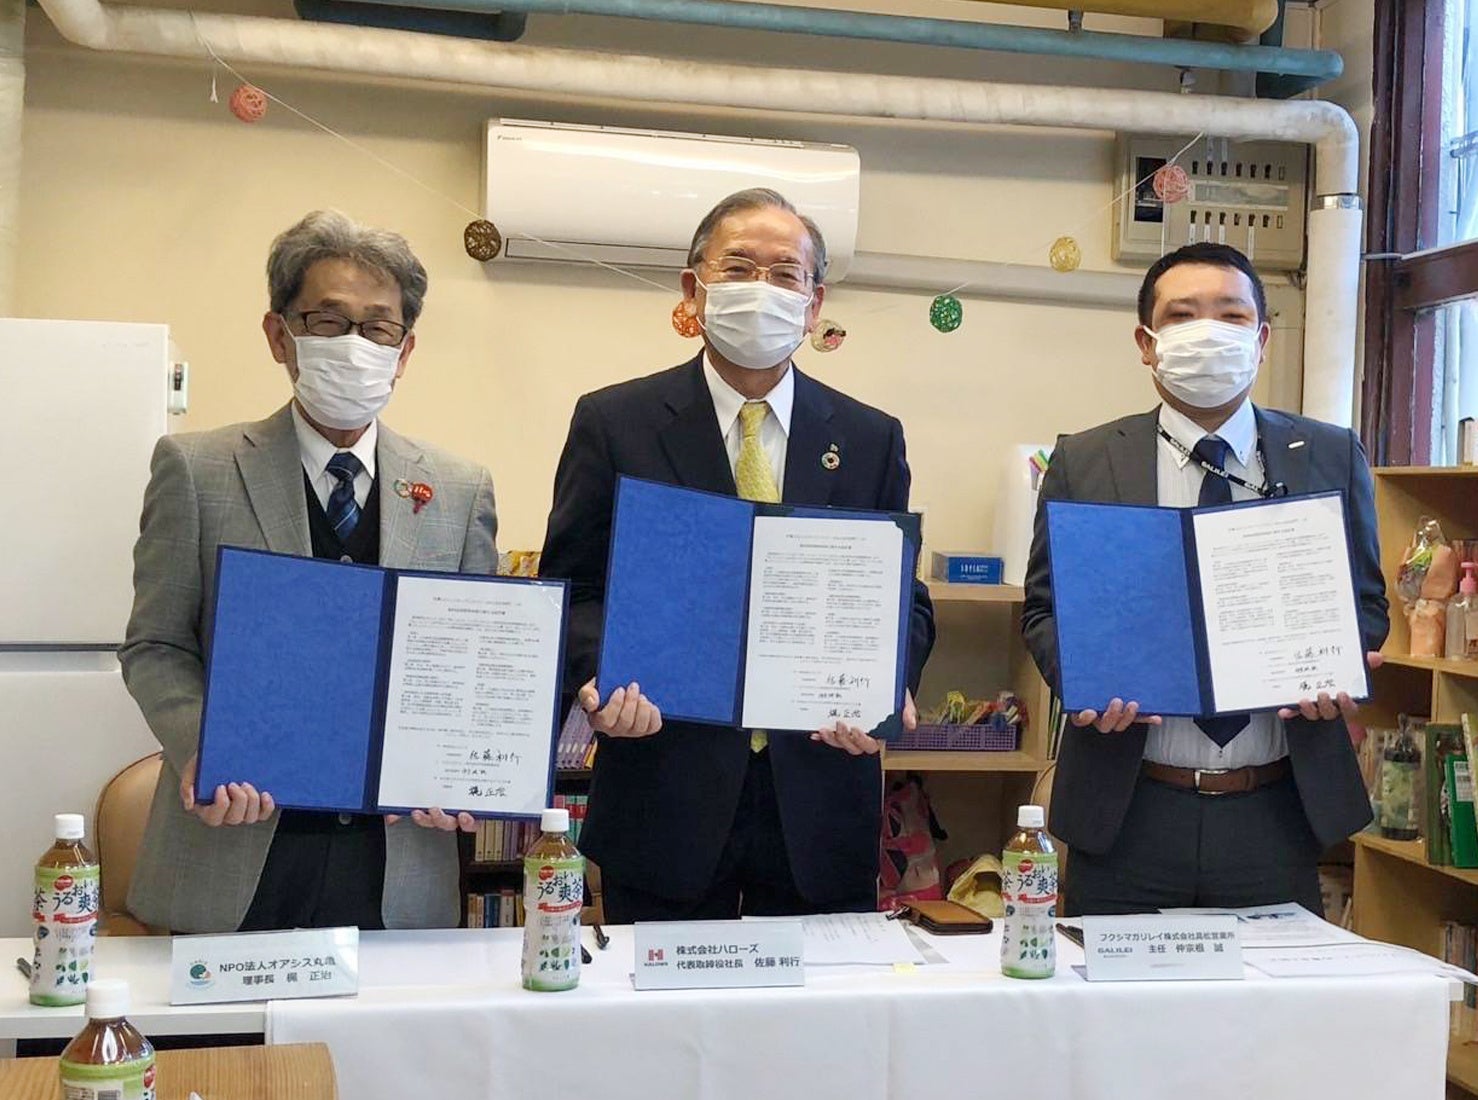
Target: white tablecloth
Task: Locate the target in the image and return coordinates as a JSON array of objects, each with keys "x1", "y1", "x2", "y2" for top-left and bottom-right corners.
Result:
[{"x1": 267, "y1": 926, "x2": 1450, "y2": 1100}]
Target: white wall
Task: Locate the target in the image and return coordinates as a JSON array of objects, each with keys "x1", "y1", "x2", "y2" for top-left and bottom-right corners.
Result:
[{"x1": 19, "y1": 8, "x2": 1301, "y2": 554}]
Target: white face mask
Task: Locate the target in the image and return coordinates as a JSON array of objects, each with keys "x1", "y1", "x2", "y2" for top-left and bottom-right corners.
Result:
[
  {"x1": 1144, "y1": 318, "x2": 1262, "y2": 409},
  {"x1": 698, "y1": 279, "x2": 813, "y2": 371},
  {"x1": 289, "y1": 331, "x2": 403, "y2": 430}
]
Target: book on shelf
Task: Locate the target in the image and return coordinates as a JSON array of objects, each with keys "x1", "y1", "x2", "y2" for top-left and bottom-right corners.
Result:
[
  {"x1": 464, "y1": 889, "x2": 524, "y2": 928},
  {"x1": 1443, "y1": 921, "x2": 1478, "y2": 1042},
  {"x1": 556, "y1": 705, "x2": 597, "y2": 770},
  {"x1": 472, "y1": 799, "x2": 589, "y2": 865},
  {"x1": 1425, "y1": 723, "x2": 1466, "y2": 867}
]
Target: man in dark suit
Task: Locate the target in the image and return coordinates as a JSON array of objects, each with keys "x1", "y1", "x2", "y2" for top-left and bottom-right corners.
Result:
[
  {"x1": 1022, "y1": 242, "x2": 1387, "y2": 917},
  {"x1": 541, "y1": 188, "x2": 935, "y2": 922}
]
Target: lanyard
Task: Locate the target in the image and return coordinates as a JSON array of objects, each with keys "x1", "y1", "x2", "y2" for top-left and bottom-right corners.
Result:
[{"x1": 1157, "y1": 426, "x2": 1286, "y2": 499}]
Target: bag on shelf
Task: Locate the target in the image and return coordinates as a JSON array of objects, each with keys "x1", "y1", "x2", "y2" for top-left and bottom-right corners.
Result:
[
  {"x1": 1399, "y1": 517, "x2": 1459, "y2": 657},
  {"x1": 879, "y1": 773, "x2": 947, "y2": 909}
]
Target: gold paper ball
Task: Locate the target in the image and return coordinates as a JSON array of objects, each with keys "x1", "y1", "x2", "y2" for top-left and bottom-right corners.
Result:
[
  {"x1": 1049, "y1": 236, "x2": 1082, "y2": 273},
  {"x1": 463, "y1": 219, "x2": 503, "y2": 261}
]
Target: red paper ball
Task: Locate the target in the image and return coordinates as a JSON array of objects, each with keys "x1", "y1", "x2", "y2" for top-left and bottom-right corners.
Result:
[
  {"x1": 671, "y1": 299, "x2": 703, "y2": 338},
  {"x1": 229, "y1": 84, "x2": 268, "y2": 124},
  {"x1": 1152, "y1": 164, "x2": 1190, "y2": 204}
]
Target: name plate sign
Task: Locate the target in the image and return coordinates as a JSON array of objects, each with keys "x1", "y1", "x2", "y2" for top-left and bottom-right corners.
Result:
[
  {"x1": 170, "y1": 927, "x2": 360, "y2": 1005},
  {"x1": 633, "y1": 919, "x2": 805, "y2": 990},
  {"x1": 1080, "y1": 914, "x2": 1243, "y2": 982}
]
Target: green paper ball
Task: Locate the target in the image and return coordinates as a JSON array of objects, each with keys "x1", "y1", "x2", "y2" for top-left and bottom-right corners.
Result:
[{"x1": 929, "y1": 294, "x2": 963, "y2": 333}]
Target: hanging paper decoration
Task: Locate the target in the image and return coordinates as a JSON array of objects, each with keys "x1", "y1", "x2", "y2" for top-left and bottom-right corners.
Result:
[
  {"x1": 1152, "y1": 164, "x2": 1191, "y2": 205},
  {"x1": 1048, "y1": 236, "x2": 1082, "y2": 273},
  {"x1": 929, "y1": 294, "x2": 963, "y2": 333},
  {"x1": 671, "y1": 299, "x2": 703, "y2": 338},
  {"x1": 463, "y1": 219, "x2": 503, "y2": 262},
  {"x1": 810, "y1": 319, "x2": 847, "y2": 352},
  {"x1": 228, "y1": 84, "x2": 268, "y2": 123}
]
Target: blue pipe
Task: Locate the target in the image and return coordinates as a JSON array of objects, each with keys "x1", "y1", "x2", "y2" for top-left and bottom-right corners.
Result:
[{"x1": 345, "y1": 0, "x2": 1343, "y2": 95}]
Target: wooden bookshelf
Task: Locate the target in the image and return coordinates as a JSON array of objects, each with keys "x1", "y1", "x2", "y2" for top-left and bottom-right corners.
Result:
[
  {"x1": 902, "y1": 576, "x2": 1056, "y2": 872},
  {"x1": 1452, "y1": 1043, "x2": 1478, "y2": 1096},
  {"x1": 883, "y1": 749, "x2": 1042, "y2": 773},
  {"x1": 1355, "y1": 466, "x2": 1478, "y2": 1096},
  {"x1": 926, "y1": 581, "x2": 1025, "y2": 604}
]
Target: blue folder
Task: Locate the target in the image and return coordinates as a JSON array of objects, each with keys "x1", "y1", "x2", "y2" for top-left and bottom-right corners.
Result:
[
  {"x1": 1046, "y1": 492, "x2": 1367, "y2": 717},
  {"x1": 596, "y1": 476, "x2": 921, "y2": 738},
  {"x1": 195, "y1": 546, "x2": 568, "y2": 817}
]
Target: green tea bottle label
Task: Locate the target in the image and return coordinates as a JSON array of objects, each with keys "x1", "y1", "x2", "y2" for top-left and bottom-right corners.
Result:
[
  {"x1": 1001, "y1": 850, "x2": 1058, "y2": 979},
  {"x1": 521, "y1": 855, "x2": 584, "y2": 991},
  {"x1": 60, "y1": 1052, "x2": 157, "y2": 1100},
  {"x1": 32, "y1": 865, "x2": 100, "y2": 1007}
]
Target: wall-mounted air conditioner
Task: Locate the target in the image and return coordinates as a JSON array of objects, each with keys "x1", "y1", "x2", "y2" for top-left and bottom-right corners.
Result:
[{"x1": 482, "y1": 119, "x2": 861, "y2": 280}]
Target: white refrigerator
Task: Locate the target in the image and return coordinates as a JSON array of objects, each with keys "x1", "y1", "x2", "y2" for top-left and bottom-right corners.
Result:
[{"x1": 0, "y1": 319, "x2": 185, "y2": 936}]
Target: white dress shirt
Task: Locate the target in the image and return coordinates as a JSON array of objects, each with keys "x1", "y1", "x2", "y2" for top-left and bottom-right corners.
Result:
[
  {"x1": 1143, "y1": 398, "x2": 1289, "y2": 769},
  {"x1": 291, "y1": 402, "x2": 377, "y2": 512},
  {"x1": 703, "y1": 351, "x2": 794, "y2": 495}
]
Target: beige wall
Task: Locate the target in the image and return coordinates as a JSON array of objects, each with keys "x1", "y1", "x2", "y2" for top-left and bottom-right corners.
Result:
[{"x1": 20, "y1": 11, "x2": 1301, "y2": 556}]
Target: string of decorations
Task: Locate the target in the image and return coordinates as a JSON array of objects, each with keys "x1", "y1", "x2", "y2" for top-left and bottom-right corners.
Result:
[{"x1": 192, "y1": 30, "x2": 1199, "y2": 347}]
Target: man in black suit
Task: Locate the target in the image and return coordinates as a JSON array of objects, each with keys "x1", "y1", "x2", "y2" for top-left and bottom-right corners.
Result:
[
  {"x1": 1022, "y1": 242, "x2": 1388, "y2": 917},
  {"x1": 541, "y1": 188, "x2": 935, "y2": 923}
]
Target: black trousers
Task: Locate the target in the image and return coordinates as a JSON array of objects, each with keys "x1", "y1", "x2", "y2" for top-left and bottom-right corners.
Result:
[
  {"x1": 1063, "y1": 772, "x2": 1323, "y2": 917},
  {"x1": 602, "y1": 748, "x2": 875, "y2": 923},
  {"x1": 237, "y1": 810, "x2": 387, "y2": 931}
]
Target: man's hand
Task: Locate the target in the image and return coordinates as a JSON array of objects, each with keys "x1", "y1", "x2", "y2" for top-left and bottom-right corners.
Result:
[
  {"x1": 179, "y1": 753, "x2": 275, "y2": 827},
  {"x1": 809, "y1": 691, "x2": 917, "y2": 756},
  {"x1": 1070, "y1": 698, "x2": 1162, "y2": 734},
  {"x1": 579, "y1": 678, "x2": 662, "y2": 738},
  {"x1": 385, "y1": 809, "x2": 476, "y2": 832},
  {"x1": 1278, "y1": 651, "x2": 1384, "y2": 723}
]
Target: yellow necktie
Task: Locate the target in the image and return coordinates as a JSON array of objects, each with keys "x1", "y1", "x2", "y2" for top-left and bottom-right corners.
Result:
[{"x1": 735, "y1": 401, "x2": 777, "y2": 751}]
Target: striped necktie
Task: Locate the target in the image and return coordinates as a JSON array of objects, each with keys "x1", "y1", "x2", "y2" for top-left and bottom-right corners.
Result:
[
  {"x1": 1191, "y1": 436, "x2": 1249, "y2": 747},
  {"x1": 736, "y1": 401, "x2": 778, "y2": 752},
  {"x1": 325, "y1": 451, "x2": 365, "y2": 542}
]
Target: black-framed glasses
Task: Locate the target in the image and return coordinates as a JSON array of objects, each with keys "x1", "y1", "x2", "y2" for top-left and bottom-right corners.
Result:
[
  {"x1": 700, "y1": 256, "x2": 814, "y2": 294},
  {"x1": 288, "y1": 310, "x2": 408, "y2": 347}
]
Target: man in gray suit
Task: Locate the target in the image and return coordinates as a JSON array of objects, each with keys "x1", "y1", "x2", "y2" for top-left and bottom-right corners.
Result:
[
  {"x1": 121, "y1": 210, "x2": 497, "y2": 933},
  {"x1": 1022, "y1": 242, "x2": 1387, "y2": 917}
]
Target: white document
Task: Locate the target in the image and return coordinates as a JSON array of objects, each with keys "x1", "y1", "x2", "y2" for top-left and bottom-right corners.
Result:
[
  {"x1": 376, "y1": 576, "x2": 564, "y2": 816},
  {"x1": 740, "y1": 516, "x2": 904, "y2": 732},
  {"x1": 1245, "y1": 941, "x2": 1478, "y2": 982},
  {"x1": 1192, "y1": 494, "x2": 1368, "y2": 713},
  {"x1": 1162, "y1": 903, "x2": 1361, "y2": 949},
  {"x1": 801, "y1": 912, "x2": 924, "y2": 966}
]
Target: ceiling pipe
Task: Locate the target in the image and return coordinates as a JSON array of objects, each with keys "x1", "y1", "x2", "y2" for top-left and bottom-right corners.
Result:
[
  {"x1": 33, "y1": 0, "x2": 1363, "y2": 424},
  {"x1": 957, "y1": 0, "x2": 1282, "y2": 40},
  {"x1": 353, "y1": 0, "x2": 1341, "y2": 96}
]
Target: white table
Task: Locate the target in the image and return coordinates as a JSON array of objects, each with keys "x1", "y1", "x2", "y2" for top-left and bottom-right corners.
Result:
[
  {"x1": 1, "y1": 929, "x2": 1451, "y2": 1098},
  {"x1": 0, "y1": 937, "x2": 264, "y2": 1051}
]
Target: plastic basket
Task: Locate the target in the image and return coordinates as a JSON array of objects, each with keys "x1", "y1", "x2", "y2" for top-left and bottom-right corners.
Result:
[{"x1": 893, "y1": 721, "x2": 1020, "y2": 752}]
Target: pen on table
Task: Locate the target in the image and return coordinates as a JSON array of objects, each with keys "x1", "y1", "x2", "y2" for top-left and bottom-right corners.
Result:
[
  {"x1": 592, "y1": 922, "x2": 609, "y2": 950},
  {"x1": 15, "y1": 956, "x2": 31, "y2": 980},
  {"x1": 580, "y1": 944, "x2": 592, "y2": 965}
]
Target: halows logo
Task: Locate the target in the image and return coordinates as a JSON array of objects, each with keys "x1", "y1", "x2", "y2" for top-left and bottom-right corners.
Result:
[
  {"x1": 646, "y1": 948, "x2": 665, "y2": 964},
  {"x1": 187, "y1": 961, "x2": 214, "y2": 989}
]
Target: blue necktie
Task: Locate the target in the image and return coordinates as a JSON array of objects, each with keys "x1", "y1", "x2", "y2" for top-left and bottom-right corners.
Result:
[
  {"x1": 1192, "y1": 436, "x2": 1250, "y2": 747},
  {"x1": 325, "y1": 452, "x2": 364, "y2": 541}
]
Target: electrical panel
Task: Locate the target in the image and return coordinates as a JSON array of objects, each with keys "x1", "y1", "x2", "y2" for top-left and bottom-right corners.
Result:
[{"x1": 1112, "y1": 135, "x2": 1310, "y2": 271}]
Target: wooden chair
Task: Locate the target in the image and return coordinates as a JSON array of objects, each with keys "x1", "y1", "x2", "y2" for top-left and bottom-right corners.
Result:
[
  {"x1": 0, "y1": 1041, "x2": 337, "y2": 1100},
  {"x1": 93, "y1": 751, "x2": 165, "y2": 936}
]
